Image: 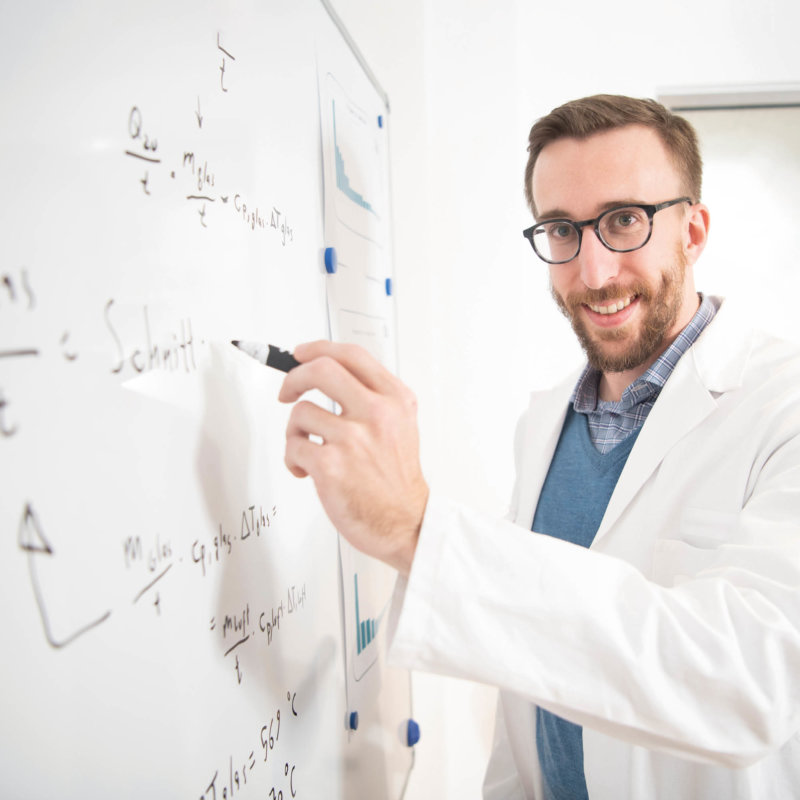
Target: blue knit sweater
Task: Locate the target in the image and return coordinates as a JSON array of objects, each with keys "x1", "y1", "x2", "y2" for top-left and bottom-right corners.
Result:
[{"x1": 531, "y1": 406, "x2": 640, "y2": 799}]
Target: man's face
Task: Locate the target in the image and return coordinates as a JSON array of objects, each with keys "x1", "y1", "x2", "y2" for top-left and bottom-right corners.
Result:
[{"x1": 531, "y1": 124, "x2": 700, "y2": 376}]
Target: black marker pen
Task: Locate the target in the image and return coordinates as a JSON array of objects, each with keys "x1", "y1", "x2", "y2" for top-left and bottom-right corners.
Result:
[{"x1": 231, "y1": 341, "x2": 300, "y2": 372}]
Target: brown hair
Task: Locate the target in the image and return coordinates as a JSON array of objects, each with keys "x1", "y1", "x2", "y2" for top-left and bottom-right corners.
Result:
[{"x1": 524, "y1": 94, "x2": 703, "y2": 214}]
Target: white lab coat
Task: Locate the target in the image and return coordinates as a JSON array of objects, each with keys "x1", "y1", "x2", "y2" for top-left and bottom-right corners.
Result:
[{"x1": 387, "y1": 298, "x2": 800, "y2": 798}]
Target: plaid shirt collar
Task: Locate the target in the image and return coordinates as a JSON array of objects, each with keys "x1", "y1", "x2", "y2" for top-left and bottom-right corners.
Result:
[{"x1": 571, "y1": 294, "x2": 719, "y2": 414}]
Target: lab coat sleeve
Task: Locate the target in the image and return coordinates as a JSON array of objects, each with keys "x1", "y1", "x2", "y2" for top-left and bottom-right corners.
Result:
[{"x1": 386, "y1": 440, "x2": 800, "y2": 769}]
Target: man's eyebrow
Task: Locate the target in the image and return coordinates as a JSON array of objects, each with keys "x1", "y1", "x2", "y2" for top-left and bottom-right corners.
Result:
[
  {"x1": 535, "y1": 199, "x2": 647, "y2": 223},
  {"x1": 535, "y1": 207, "x2": 571, "y2": 221}
]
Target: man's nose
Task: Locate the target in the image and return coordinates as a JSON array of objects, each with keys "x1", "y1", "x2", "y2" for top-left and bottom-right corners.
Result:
[{"x1": 576, "y1": 228, "x2": 620, "y2": 290}]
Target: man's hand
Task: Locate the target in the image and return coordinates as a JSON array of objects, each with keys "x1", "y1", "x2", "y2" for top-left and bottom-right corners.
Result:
[{"x1": 278, "y1": 341, "x2": 428, "y2": 576}]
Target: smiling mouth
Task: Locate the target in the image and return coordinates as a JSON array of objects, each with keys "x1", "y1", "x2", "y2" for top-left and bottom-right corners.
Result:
[{"x1": 586, "y1": 295, "x2": 638, "y2": 315}]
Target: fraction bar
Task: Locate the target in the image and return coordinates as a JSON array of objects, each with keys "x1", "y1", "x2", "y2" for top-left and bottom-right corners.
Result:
[
  {"x1": 133, "y1": 563, "x2": 173, "y2": 603},
  {"x1": 224, "y1": 635, "x2": 250, "y2": 657},
  {"x1": 124, "y1": 150, "x2": 161, "y2": 164},
  {"x1": 0, "y1": 348, "x2": 39, "y2": 358}
]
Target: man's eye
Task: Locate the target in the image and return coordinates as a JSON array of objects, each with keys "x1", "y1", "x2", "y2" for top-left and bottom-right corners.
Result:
[
  {"x1": 607, "y1": 209, "x2": 645, "y2": 230},
  {"x1": 548, "y1": 223, "x2": 574, "y2": 239}
]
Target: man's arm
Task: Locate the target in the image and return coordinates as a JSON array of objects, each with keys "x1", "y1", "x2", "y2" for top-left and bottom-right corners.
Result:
[{"x1": 278, "y1": 340, "x2": 429, "y2": 576}]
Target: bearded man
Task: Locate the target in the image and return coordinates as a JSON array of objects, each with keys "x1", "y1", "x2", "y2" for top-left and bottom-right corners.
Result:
[{"x1": 280, "y1": 95, "x2": 800, "y2": 799}]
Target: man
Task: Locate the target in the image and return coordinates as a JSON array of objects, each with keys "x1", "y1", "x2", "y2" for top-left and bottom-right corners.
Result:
[{"x1": 279, "y1": 95, "x2": 800, "y2": 798}]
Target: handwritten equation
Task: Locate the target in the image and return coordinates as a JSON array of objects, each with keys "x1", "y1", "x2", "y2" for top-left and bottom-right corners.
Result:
[
  {"x1": 214, "y1": 582, "x2": 308, "y2": 684},
  {"x1": 199, "y1": 689, "x2": 300, "y2": 799},
  {"x1": 0, "y1": 268, "x2": 201, "y2": 440},
  {"x1": 124, "y1": 34, "x2": 294, "y2": 244},
  {"x1": 0, "y1": 268, "x2": 37, "y2": 437},
  {"x1": 191, "y1": 504, "x2": 279, "y2": 578},
  {"x1": 18, "y1": 496, "x2": 304, "y2": 689}
]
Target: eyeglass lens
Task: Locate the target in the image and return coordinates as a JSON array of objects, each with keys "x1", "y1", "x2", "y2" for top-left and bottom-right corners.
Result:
[{"x1": 532, "y1": 206, "x2": 652, "y2": 263}]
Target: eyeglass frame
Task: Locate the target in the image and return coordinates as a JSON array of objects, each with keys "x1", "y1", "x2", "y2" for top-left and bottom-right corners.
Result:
[{"x1": 522, "y1": 196, "x2": 693, "y2": 265}]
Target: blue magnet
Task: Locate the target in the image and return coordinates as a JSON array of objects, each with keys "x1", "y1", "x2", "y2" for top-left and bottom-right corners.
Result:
[
  {"x1": 348, "y1": 711, "x2": 359, "y2": 731},
  {"x1": 324, "y1": 246, "x2": 338, "y2": 274},
  {"x1": 378, "y1": 115, "x2": 384, "y2": 128},
  {"x1": 385, "y1": 277, "x2": 392, "y2": 296},
  {"x1": 406, "y1": 719, "x2": 420, "y2": 747}
]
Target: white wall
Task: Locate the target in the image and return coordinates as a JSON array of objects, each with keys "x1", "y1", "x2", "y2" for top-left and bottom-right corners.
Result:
[{"x1": 329, "y1": 1, "x2": 800, "y2": 797}]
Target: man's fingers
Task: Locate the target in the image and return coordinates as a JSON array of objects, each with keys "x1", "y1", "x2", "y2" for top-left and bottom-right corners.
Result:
[
  {"x1": 278, "y1": 353, "x2": 370, "y2": 411},
  {"x1": 284, "y1": 434, "x2": 316, "y2": 479},
  {"x1": 286, "y1": 399, "x2": 340, "y2": 442},
  {"x1": 285, "y1": 400, "x2": 350, "y2": 482},
  {"x1": 292, "y1": 340, "x2": 402, "y2": 396}
]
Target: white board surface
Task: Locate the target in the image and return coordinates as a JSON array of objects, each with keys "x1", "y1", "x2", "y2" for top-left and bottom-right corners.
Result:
[{"x1": 0, "y1": 1, "x2": 412, "y2": 797}]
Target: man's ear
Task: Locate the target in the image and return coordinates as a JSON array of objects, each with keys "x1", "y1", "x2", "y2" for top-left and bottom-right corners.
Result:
[{"x1": 685, "y1": 203, "x2": 710, "y2": 266}]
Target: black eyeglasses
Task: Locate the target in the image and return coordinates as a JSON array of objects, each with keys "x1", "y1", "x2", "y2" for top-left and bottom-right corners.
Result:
[{"x1": 522, "y1": 197, "x2": 692, "y2": 264}]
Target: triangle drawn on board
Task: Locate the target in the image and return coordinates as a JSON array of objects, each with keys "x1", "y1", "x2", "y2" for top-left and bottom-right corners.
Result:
[{"x1": 18, "y1": 502, "x2": 54, "y2": 555}]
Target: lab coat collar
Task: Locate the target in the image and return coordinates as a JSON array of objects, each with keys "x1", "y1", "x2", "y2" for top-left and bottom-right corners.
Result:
[
  {"x1": 688, "y1": 296, "x2": 753, "y2": 395},
  {"x1": 517, "y1": 297, "x2": 755, "y2": 540},
  {"x1": 595, "y1": 296, "x2": 752, "y2": 542}
]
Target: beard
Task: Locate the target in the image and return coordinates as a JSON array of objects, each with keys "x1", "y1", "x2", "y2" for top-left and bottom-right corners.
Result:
[{"x1": 551, "y1": 250, "x2": 688, "y2": 374}]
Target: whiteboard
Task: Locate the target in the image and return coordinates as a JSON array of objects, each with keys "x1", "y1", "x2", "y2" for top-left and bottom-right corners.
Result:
[{"x1": 0, "y1": 1, "x2": 413, "y2": 797}]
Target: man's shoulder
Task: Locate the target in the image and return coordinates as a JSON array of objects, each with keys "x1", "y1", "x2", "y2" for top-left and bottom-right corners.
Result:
[
  {"x1": 692, "y1": 297, "x2": 800, "y2": 390},
  {"x1": 526, "y1": 366, "x2": 582, "y2": 407},
  {"x1": 692, "y1": 298, "x2": 800, "y2": 369},
  {"x1": 741, "y1": 329, "x2": 800, "y2": 394},
  {"x1": 514, "y1": 369, "x2": 580, "y2": 450}
]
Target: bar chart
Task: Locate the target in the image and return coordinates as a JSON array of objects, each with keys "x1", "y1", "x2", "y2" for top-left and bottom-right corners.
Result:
[{"x1": 354, "y1": 573, "x2": 378, "y2": 655}]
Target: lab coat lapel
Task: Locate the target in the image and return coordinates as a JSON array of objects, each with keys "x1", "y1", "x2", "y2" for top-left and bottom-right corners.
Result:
[
  {"x1": 594, "y1": 298, "x2": 750, "y2": 544},
  {"x1": 593, "y1": 356, "x2": 717, "y2": 543}
]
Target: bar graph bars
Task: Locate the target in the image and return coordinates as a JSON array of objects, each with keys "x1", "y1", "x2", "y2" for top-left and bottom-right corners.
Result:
[{"x1": 354, "y1": 573, "x2": 378, "y2": 655}]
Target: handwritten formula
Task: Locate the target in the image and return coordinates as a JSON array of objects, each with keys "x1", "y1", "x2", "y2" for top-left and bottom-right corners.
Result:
[
  {"x1": 200, "y1": 690, "x2": 300, "y2": 799},
  {"x1": 124, "y1": 35, "x2": 294, "y2": 244}
]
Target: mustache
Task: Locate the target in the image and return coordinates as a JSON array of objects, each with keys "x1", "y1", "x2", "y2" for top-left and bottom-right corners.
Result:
[{"x1": 562, "y1": 283, "x2": 651, "y2": 309}]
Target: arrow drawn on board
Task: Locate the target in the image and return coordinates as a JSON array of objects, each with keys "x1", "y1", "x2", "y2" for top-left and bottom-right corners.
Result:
[{"x1": 18, "y1": 502, "x2": 111, "y2": 649}]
